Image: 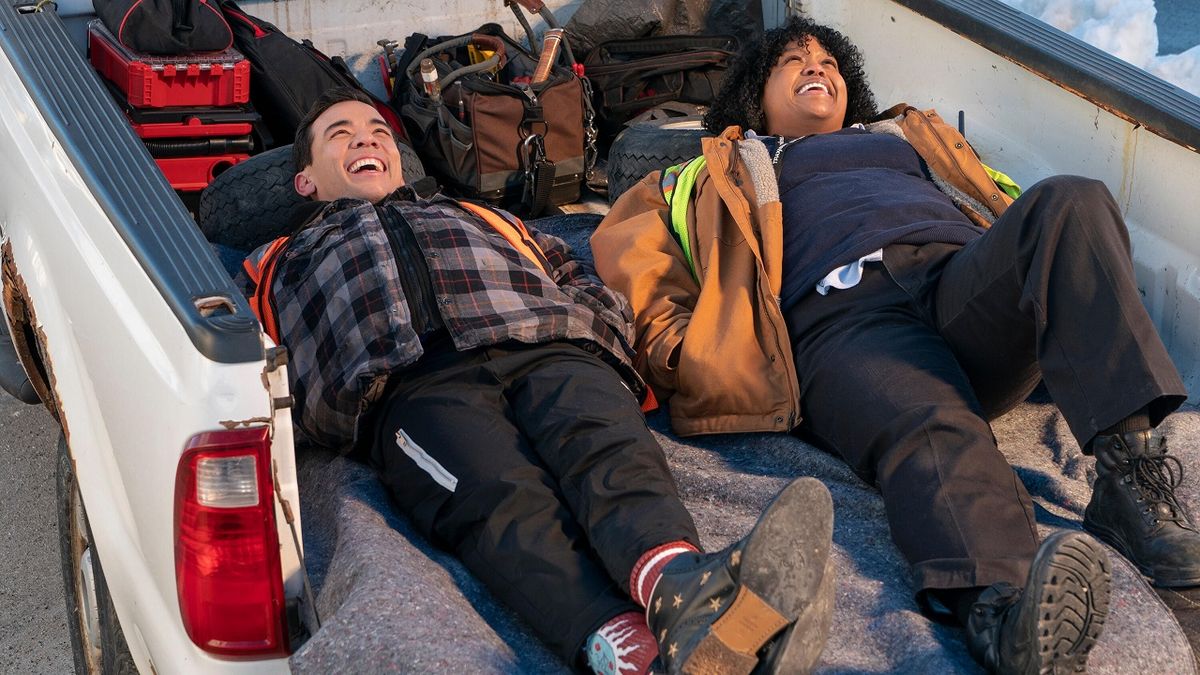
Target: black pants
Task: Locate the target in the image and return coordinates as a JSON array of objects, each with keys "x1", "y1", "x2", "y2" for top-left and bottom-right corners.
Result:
[
  {"x1": 370, "y1": 341, "x2": 699, "y2": 661},
  {"x1": 786, "y1": 176, "x2": 1187, "y2": 605}
]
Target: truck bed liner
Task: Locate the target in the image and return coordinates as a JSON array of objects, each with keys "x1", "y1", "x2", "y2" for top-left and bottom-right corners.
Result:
[
  {"x1": 289, "y1": 220, "x2": 1200, "y2": 674},
  {"x1": 292, "y1": 400, "x2": 1200, "y2": 673}
]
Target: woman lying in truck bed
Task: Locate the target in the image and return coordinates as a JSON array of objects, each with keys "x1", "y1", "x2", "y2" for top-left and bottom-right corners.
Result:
[{"x1": 591, "y1": 15, "x2": 1200, "y2": 675}]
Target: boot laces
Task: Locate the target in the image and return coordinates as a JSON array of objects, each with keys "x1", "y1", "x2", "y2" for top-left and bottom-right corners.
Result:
[{"x1": 1126, "y1": 437, "x2": 1193, "y2": 529}]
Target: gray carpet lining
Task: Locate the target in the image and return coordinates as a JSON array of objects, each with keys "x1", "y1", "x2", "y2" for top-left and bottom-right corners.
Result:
[{"x1": 289, "y1": 400, "x2": 1200, "y2": 674}]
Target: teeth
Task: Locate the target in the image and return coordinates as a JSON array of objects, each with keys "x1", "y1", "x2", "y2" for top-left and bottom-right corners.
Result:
[
  {"x1": 798, "y1": 82, "x2": 829, "y2": 95},
  {"x1": 349, "y1": 158, "x2": 384, "y2": 173}
]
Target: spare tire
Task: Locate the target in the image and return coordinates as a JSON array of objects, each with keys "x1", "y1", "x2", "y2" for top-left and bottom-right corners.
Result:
[
  {"x1": 606, "y1": 116, "x2": 711, "y2": 205},
  {"x1": 198, "y1": 141, "x2": 425, "y2": 251}
]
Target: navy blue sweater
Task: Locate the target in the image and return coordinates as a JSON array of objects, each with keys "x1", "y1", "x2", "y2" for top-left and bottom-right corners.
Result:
[{"x1": 773, "y1": 128, "x2": 985, "y2": 309}]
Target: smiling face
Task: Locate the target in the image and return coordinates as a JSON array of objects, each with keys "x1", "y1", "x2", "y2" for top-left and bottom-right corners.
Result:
[
  {"x1": 761, "y1": 37, "x2": 848, "y2": 137},
  {"x1": 294, "y1": 100, "x2": 404, "y2": 202}
]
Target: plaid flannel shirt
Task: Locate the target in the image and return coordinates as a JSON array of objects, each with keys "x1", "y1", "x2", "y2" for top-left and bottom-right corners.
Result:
[{"x1": 238, "y1": 189, "x2": 639, "y2": 452}]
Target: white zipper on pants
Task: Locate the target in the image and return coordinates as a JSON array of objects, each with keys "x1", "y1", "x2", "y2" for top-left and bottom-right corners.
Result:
[{"x1": 396, "y1": 428, "x2": 459, "y2": 492}]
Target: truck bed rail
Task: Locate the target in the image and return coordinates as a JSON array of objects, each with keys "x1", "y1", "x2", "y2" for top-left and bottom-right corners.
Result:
[
  {"x1": 895, "y1": 0, "x2": 1200, "y2": 152},
  {"x1": 0, "y1": 0, "x2": 261, "y2": 363}
]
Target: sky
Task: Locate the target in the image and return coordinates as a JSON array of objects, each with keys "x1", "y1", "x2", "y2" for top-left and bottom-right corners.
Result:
[{"x1": 1000, "y1": 0, "x2": 1200, "y2": 97}]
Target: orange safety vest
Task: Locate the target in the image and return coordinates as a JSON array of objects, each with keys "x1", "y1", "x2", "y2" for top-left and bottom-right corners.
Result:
[
  {"x1": 240, "y1": 200, "x2": 659, "y2": 413},
  {"x1": 241, "y1": 200, "x2": 551, "y2": 345}
]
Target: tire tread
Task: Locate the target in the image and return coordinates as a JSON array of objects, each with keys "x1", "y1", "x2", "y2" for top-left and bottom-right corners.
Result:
[
  {"x1": 56, "y1": 437, "x2": 137, "y2": 675},
  {"x1": 606, "y1": 118, "x2": 712, "y2": 204}
]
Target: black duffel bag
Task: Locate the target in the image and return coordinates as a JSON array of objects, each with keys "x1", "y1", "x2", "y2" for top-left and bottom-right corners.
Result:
[
  {"x1": 95, "y1": 0, "x2": 232, "y2": 55},
  {"x1": 583, "y1": 34, "x2": 737, "y2": 148}
]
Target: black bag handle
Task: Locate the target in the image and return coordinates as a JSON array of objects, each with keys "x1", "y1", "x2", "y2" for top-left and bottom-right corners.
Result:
[
  {"x1": 172, "y1": 0, "x2": 193, "y2": 32},
  {"x1": 389, "y1": 32, "x2": 428, "y2": 109},
  {"x1": 589, "y1": 34, "x2": 738, "y2": 60}
]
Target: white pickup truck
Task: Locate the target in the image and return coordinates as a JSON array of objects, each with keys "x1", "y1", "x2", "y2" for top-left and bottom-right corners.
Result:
[{"x1": 1, "y1": 0, "x2": 1198, "y2": 673}]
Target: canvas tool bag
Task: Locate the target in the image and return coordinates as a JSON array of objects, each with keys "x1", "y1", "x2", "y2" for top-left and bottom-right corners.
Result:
[
  {"x1": 393, "y1": 0, "x2": 596, "y2": 217},
  {"x1": 95, "y1": 0, "x2": 233, "y2": 55},
  {"x1": 583, "y1": 34, "x2": 737, "y2": 147}
]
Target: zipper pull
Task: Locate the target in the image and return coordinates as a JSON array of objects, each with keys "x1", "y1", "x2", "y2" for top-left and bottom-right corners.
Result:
[{"x1": 519, "y1": 84, "x2": 538, "y2": 107}]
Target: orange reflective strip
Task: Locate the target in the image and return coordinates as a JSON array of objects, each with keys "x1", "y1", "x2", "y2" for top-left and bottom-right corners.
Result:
[
  {"x1": 248, "y1": 237, "x2": 289, "y2": 345},
  {"x1": 458, "y1": 201, "x2": 549, "y2": 273},
  {"x1": 242, "y1": 248, "x2": 271, "y2": 333}
]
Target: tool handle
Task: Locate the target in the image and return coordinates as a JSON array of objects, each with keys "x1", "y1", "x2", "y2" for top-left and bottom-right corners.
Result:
[{"x1": 531, "y1": 29, "x2": 563, "y2": 84}]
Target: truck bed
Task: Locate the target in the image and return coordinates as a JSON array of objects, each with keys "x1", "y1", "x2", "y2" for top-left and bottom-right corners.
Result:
[
  {"x1": 9, "y1": 0, "x2": 1195, "y2": 671},
  {"x1": 235, "y1": 0, "x2": 1200, "y2": 668},
  {"x1": 289, "y1": 218, "x2": 1200, "y2": 673},
  {"x1": 293, "y1": 392, "x2": 1200, "y2": 673}
]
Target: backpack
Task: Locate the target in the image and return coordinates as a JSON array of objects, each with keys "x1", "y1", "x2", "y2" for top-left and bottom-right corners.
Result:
[
  {"x1": 218, "y1": 1, "x2": 405, "y2": 148},
  {"x1": 241, "y1": 201, "x2": 549, "y2": 344}
]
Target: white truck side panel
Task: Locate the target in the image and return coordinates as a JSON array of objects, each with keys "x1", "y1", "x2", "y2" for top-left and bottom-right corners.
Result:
[{"x1": 0, "y1": 48, "x2": 292, "y2": 675}]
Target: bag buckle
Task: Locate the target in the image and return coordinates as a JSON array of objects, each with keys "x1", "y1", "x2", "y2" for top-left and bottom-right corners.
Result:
[
  {"x1": 521, "y1": 132, "x2": 546, "y2": 186},
  {"x1": 580, "y1": 76, "x2": 599, "y2": 178},
  {"x1": 521, "y1": 133, "x2": 554, "y2": 216}
]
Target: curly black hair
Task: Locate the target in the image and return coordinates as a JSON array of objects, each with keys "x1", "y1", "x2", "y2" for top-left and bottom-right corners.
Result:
[{"x1": 704, "y1": 15, "x2": 878, "y2": 134}]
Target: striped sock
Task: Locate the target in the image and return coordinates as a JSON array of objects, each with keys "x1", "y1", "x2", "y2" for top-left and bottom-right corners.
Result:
[
  {"x1": 629, "y1": 541, "x2": 699, "y2": 608},
  {"x1": 584, "y1": 611, "x2": 658, "y2": 675}
]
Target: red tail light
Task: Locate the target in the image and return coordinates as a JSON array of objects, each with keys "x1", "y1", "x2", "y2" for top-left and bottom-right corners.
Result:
[{"x1": 174, "y1": 427, "x2": 289, "y2": 657}]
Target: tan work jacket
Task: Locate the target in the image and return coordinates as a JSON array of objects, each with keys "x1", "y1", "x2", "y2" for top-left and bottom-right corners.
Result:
[{"x1": 591, "y1": 104, "x2": 1013, "y2": 436}]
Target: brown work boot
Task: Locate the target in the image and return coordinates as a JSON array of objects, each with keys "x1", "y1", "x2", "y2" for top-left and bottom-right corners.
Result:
[{"x1": 645, "y1": 477, "x2": 835, "y2": 674}]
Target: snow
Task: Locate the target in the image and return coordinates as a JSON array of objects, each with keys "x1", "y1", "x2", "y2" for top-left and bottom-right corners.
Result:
[{"x1": 1000, "y1": 0, "x2": 1200, "y2": 97}]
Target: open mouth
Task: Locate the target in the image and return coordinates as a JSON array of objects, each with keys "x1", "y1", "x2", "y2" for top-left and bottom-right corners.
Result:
[
  {"x1": 347, "y1": 157, "x2": 387, "y2": 175},
  {"x1": 796, "y1": 82, "x2": 831, "y2": 96}
]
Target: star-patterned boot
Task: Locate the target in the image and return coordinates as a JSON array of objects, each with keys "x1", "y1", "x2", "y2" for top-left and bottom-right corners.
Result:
[{"x1": 645, "y1": 477, "x2": 835, "y2": 675}]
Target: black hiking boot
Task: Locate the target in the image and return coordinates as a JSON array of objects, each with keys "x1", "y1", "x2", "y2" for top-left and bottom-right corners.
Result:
[
  {"x1": 965, "y1": 531, "x2": 1111, "y2": 675},
  {"x1": 646, "y1": 477, "x2": 835, "y2": 675},
  {"x1": 1083, "y1": 430, "x2": 1200, "y2": 587}
]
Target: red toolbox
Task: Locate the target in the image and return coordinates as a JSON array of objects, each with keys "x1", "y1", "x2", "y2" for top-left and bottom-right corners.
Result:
[
  {"x1": 88, "y1": 20, "x2": 250, "y2": 108},
  {"x1": 133, "y1": 116, "x2": 254, "y2": 139},
  {"x1": 126, "y1": 105, "x2": 258, "y2": 140},
  {"x1": 104, "y1": 82, "x2": 274, "y2": 148},
  {"x1": 156, "y1": 154, "x2": 250, "y2": 192},
  {"x1": 129, "y1": 107, "x2": 260, "y2": 168}
]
